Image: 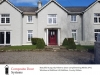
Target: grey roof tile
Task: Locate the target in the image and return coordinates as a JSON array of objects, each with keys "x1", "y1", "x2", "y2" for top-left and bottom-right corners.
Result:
[
  {"x1": 17, "y1": 6, "x2": 38, "y2": 12},
  {"x1": 65, "y1": 7, "x2": 87, "y2": 12},
  {"x1": 17, "y1": 6, "x2": 87, "y2": 13}
]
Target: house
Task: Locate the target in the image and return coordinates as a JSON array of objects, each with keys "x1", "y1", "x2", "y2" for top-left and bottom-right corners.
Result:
[{"x1": 0, "y1": 0, "x2": 100, "y2": 46}]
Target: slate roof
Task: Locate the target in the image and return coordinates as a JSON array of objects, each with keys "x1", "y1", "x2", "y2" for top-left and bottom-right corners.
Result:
[
  {"x1": 65, "y1": 7, "x2": 87, "y2": 12},
  {"x1": 17, "y1": 6, "x2": 87, "y2": 13},
  {"x1": 17, "y1": 6, "x2": 38, "y2": 12}
]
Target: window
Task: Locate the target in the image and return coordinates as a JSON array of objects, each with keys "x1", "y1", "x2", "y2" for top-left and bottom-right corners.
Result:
[
  {"x1": 1, "y1": 14, "x2": 10, "y2": 24},
  {"x1": 94, "y1": 13, "x2": 100, "y2": 23},
  {"x1": 27, "y1": 30, "x2": 33, "y2": 42},
  {"x1": 27, "y1": 15, "x2": 33, "y2": 23},
  {"x1": 71, "y1": 15, "x2": 77, "y2": 22},
  {"x1": 94, "y1": 29, "x2": 100, "y2": 41},
  {"x1": 72, "y1": 30, "x2": 77, "y2": 41},
  {"x1": 0, "y1": 31, "x2": 10, "y2": 44},
  {"x1": 48, "y1": 14, "x2": 57, "y2": 24}
]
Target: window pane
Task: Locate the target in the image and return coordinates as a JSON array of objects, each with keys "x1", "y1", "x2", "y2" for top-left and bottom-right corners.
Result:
[
  {"x1": 6, "y1": 32, "x2": 10, "y2": 44},
  {"x1": 48, "y1": 14, "x2": 56, "y2": 17},
  {"x1": 0, "y1": 32, "x2": 4, "y2": 44},
  {"x1": 53, "y1": 18, "x2": 56, "y2": 23},
  {"x1": 71, "y1": 16, "x2": 73, "y2": 21},
  {"x1": 99, "y1": 18, "x2": 100, "y2": 23},
  {"x1": 28, "y1": 34, "x2": 30, "y2": 41},
  {"x1": 71, "y1": 15, "x2": 76, "y2": 21},
  {"x1": 72, "y1": 30, "x2": 76, "y2": 32},
  {"x1": 1, "y1": 14, "x2": 9, "y2": 17},
  {"x1": 1, "y1": 18, "x2": 5, "y2": 23},
  {"x1": 28, "y1": 30, "x2": 32, "y2": 33},
  {"x1": 95, "y1": 33, "x2": 98, "y2": 41},
  {"x1": 6, "y1": 18, "x2": 10, "y2": 23},
  {"x1": 72, "y1": 33, "x2": 76, "y2": 40},
  {"x1": 28, "y1": 30, "x2": 33, "y2": 42},
  {"x1": 74, "y1": 16, "x2": 76, "y2": 21},
  {"x1": 49, "y1": 18, "x2": 52, "y2": 23},
  {"x1": 28, "y1": 16, "x2": 32, "y2": 22},
  {"x1": 94, "y1": 17, "x2": 97, "y2": 23}
]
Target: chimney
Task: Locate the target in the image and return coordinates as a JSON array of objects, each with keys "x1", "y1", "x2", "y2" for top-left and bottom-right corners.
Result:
[{"x1": 38, "y1": 0, "x2": 42, "y2": 9}]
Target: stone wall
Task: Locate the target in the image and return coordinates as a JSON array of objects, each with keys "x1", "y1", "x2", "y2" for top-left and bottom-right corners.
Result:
[{"x1": 94, "y1": 42, "x2": 100, "y2": 64}]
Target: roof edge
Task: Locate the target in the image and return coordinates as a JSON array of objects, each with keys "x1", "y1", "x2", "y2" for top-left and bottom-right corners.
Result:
[
  {"x1": 36, "y1": 0, "x2": 70, "y2": 13},
  {"x1": 83, "y1": 0, "x2": 98, "y2": 13}
]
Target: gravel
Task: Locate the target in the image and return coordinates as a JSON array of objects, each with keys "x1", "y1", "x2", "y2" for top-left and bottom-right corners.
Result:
[{"x1": 0, "y1": 50, "x2": 94, "y2": 64}]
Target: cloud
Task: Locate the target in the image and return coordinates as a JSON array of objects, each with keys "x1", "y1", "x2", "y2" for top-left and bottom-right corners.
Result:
[{"x1": 10, "y1": 0, "x2": 49, "y2": 5}]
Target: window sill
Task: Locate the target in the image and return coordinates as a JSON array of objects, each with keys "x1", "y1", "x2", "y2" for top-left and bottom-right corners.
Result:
[
  {"x1": 47, "y1": 24, "x2": 58, "y2": 26},
  {"x1": 0, "y1": 24, "x2": 11, "y2": 26},
  {"x1": 70, "y1": 21, "x2": 78, "y2": 23},
  {"x1": 94, "y1": 23, "x2": 100, "y2": 25},
  {"x1": 27, "y1": 22, "x2": 34, "y2": 24},
  {"x1": 27, "y1": 41, "x2": 31, "y2": 43}
]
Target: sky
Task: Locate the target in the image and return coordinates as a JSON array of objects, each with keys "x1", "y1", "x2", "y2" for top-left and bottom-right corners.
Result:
[{"x1": 9, "y1": 0, "x2": 96, "y2": 7}]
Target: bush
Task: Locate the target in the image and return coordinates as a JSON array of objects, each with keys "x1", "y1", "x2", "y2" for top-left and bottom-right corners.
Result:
[
  {"x1": 62, "y1": 38, "x2": 68, "y2": 46},
  {"x1": 31, "y1": 38, "x2": 38, "y2": 45},
  {"x1": 36, "y1": 38, "x2": 45, "y2": 49},
  {"x1": 42, "y1": 38, "x2": 45, "y2": 46},
  {"x1": 67, "y1": 38, "x2": 76, "y2": 49}
]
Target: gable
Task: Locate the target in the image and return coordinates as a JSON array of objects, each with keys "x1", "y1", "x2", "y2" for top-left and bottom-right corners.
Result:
[
  {"x1": 0, "y1": 0, "x2": 22, "y2": 13},
  {"x1": 84, "y1": 0, "x2": 100, "y2": 13},
  {"x1": 36, "y1": 0, "x2": 69, "y2": 13}
]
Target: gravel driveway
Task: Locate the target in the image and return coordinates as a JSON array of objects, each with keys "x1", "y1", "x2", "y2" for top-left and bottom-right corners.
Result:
[{"x1": 0, "y1": 51, "x2": 94, "y2": 64}]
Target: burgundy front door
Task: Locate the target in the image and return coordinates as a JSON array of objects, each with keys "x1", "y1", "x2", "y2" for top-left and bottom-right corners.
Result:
[{"x1": 49, "y1": 30, "x2": 57, "y2": 45}]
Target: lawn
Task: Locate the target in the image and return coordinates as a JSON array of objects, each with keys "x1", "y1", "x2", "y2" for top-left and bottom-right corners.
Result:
[
  {"x1": 0, "y1": 45, "x2": 36, "y2": 51},
  {"x1": 76, "y1": 45, "x2": 94, "y2": 50},
  {"x1": 76, "y1": 45, "x2": 94, "y2": 52}
]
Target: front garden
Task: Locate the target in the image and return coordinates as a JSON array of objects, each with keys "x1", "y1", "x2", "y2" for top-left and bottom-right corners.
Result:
[{"x1": 0, "y1": 38, "x2": 94, "y2": 52}]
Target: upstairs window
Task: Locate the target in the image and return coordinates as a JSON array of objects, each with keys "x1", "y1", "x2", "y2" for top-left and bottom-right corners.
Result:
[
  {"x1": 71, "y1": 15, "x2": 77, "y2": 22},
  {"x1": 94, "y1": 13, "x2": 100, "y2": 23},
  {"x1": 48, "y1": 14, "x2": 57, "y2": 24},
  {"x1": 27, "y1": 15, "x2": 33, "y2": 23},
  {"x1": 1, "y1": 14, "x2": 10, "y2": 24}
]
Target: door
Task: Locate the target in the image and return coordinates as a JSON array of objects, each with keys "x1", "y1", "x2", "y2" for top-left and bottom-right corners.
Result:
[
  {"x1": 49, "y1": 30, "x2": 57, "y2": 45},
  {"x1": 0, "y1": 32, "x2": 4, "y2": 44},
  {"x1": 0, "y1": 31, "x2": 10, "y2": 45}
]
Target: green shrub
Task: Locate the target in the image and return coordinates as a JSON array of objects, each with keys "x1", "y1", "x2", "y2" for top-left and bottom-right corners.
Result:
[
  {"x1": 67, "y1": 38, "x2": 76, "y2": 49},
  {"x1": 62, "y1": 38, "x2": 68, "y2": 46},
  {"x1": 31, "y1": 38, "x2": 38, "y2": 45},
  {"x1": 36, "y1": 38, "x2": 45, "y2": 49},
  {"x1": 42, "y1": 38, "x2": 45, "y2": 46}
]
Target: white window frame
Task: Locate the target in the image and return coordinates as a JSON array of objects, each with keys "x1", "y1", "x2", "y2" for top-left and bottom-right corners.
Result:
[
  {"x1": 27, "y1": 15, "x2": 33, "y2": 23},
  {"x1": 94, "y1": 13, "x2": 100, "y2": 24},
  {"x1": 27, "y1": 30, "x2": 33, "y2": 42},
  {"x1": 94, "y1": 29, "x2": 100, "y2": 41},
  {"x1": 0, "y1": 31, "x2": 11, "y2": 45},
  {"x1": 72, "y1": 30, "x2": 77, "y2": 41},
  {"x1": 0, "y1": 14, "x2": 10, "y2": 24},
  {"x1": 47, "y1": 14, "x2": 57, "y2": 25},
  {"x1": 71, "y1": 15, "x2": 77, "y2": 22}
]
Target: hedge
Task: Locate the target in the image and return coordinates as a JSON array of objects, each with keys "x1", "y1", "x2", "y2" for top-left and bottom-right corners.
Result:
[
  {"x1": 36, "y1": 38, "x2": 45, "y2": 49},
  {"x1": 62, "y1": 38, "x2": 68, "y2": 46},
  {"x1": 62, "y1": 38, "x2": 76, "y2": 49},
  {"x1": 67, "y1": 38, "x2": 76, "y2": 49},
  {"x1": 31, "y1": 38, "x2": 38, "y2": 45}
]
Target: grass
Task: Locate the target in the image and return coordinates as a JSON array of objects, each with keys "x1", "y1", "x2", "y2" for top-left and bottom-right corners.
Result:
[
  {"x1": 0, "y1": 45, "x2": 36, "y2": 51},
  {"x1": 65, "y1": 45, "x2": 94, "y2": 52},
  {"x1": 76, "y1": 45, "x2": 94, "y2": 50},
  {"x1": 76, "y1": 45, "x2": 94, "y2": 52}
]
